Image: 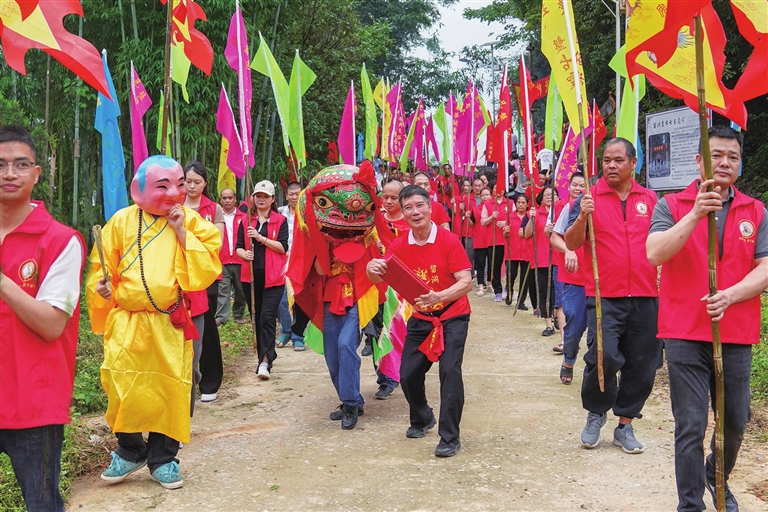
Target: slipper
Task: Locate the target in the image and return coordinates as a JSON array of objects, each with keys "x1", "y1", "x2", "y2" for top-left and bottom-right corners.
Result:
[
  {"x1": 552, "y1": 343, "x2": 563, "y2": 353},
  {"x1": 560, "y1": 364, "x2": 573, "y2": 385},
  {"x1": 276, "y1": 333, "x2": 291, "y2": 348},
  {"x1": 293, "y1": 341, "x2": 306, "y2": 352}
]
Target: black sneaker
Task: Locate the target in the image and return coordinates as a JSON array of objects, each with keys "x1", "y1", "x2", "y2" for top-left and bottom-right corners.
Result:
[
  {"x1": 705, "y1": 479, "x2": 739, "y2": 512},
  {"x1": 542, "y1": 327, "x2": 555, "y2": 337},
  {"x1": 435, "y1": 438, "x2": 461, "y2": 457},
  {"x1": 329, "y1": 404, "x2": 364, "y2": 420},
  {"x1": 361, "y1": 341, "x2": 373, "y2": 357},
  {"x1": 406, "y1": 416, "x2": 437, "y2": 438},
  {"x1": 340, "y1": 404, "x2": 358, "y2": 430},
  {"x1": 374, "y1": 385, "x2": 394, "y2": 400},
  {"x1": 517, "y1": 304, "x2": 529, "y2": 311}
]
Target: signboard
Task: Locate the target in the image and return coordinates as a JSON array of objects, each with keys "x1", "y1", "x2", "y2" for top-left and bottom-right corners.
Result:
[{"x1": 645, "y1": 106, "x2": 709, "y2": 191}]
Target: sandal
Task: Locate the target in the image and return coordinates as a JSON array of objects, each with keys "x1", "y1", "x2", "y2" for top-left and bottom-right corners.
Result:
[
  {"x1": 560, "y1": 364, "x2": 574, "y2": 385},
  {"x1": 552, "y1": 343, "x2": 563, "y2": 353},
  {"x1": 293, "y1": 340, "x2": 306, "y2": 352},
  {"x1": 276, "y1": 333, "x2": 291, "y2": 348}
]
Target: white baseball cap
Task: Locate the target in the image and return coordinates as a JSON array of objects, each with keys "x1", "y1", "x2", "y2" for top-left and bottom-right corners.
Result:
[{"x1": 252, "y1": 180, "x2": 275, "y2": 196}]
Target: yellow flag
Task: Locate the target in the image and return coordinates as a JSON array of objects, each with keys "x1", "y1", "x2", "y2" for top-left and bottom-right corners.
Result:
[
  {"x1": 541, "y1": 0, "x2": 589, "y2": 135},
  {"x1": 373, "y1": 78, "x2": 385, "y2": 110},
  {"x1": 217, "y1": 136, "x2": 237, "y2": 195}
]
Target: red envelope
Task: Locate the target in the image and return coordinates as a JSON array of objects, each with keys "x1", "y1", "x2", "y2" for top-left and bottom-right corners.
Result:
[{"x1": 383, "y1": 252, "x2": 431, "y2": 304}]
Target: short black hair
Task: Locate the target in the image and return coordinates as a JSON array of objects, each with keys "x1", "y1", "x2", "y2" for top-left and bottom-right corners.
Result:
[
  {"x1": 514, "y1": 193, "x2": 529, "y2": 204},
  {"x1": 570, "y1": 172, "x2": 585, "y2": 183},
  {"x1": 184, "y1": 161, "x2": 210, "y2": 198},
  {"x1": 287, "y1": 181, "x2": 302, "y2": 191},
  {"x1": 0, "y1": 125, "x2": 36, "y2": 159},
  {"x1": 399, "y1": 184, "x2": 430, "y2": 206},
  {"x1": 536, "y1": 186, "x2": 557, "y2": 206},
  {"x1": 702, "y1": 125, "x2": 743, "y2": 156},
  {"x1": 603, "y1": 137, "x2": 636, "y2": 159}
]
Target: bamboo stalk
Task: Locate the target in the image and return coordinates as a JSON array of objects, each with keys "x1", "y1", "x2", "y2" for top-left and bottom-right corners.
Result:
[
  {"x1": 160, "y1": 0, "x2": 173, "y2": 155},
  {"x1": 244, "y1": 171, "x2": 258, "y2": 353},
  {"x1": 694, "y1": 15, "x2": 725, "y2": 512},
  {"x1": 92, "y1": 226, "x2": 111, "y2": 283},
  {"x1": 505, "y1": 193, "x2": 514, "y2": 305}
]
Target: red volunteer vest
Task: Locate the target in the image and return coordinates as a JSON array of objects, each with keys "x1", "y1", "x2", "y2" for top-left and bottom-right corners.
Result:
[
  {"x1": 505, "y1": 210, "x2": 528, "y2": 261},
  {"x1": 187, "y1": 196, "x2": 220, "y2": 316},
  {"x1": 658, "y1": 181, "x2": 763, "y2": 344},
  {"x1": 0, "y1": 203, "x2": 85, "y2": 429},
  {"x1": 558, "y1": 197, "x2": 588, "y2": 287},
  {"x1": 472, "y1": 203, "x2": 490, "y2": 249},
  {"x1": 580, "y1": 178, "x2": 658, "y2": 298},
  {"x1": 483, "y1": 199, "x2": 508, "y2": 247},
  {"x1": 452, "y1": 194, "x2": 474, "y2": 238},
  {"x1": 246, "y1": 211, "x2": 288, "y2": 288},
  {"x1": 530, "y1": 204, "x2": 552, "y2": 269},
  {"x1": 551, "y1": 199, "x2": 567, "y2": 268}
]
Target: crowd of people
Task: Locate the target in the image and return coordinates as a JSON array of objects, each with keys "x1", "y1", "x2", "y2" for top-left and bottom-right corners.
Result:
[{"x1": 1, "y1": 123, "x2": 764, "y2": 512}]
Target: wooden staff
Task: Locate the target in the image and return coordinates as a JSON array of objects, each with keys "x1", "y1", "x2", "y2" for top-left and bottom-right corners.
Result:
[
  {"x1": 545, "y1": 205, "x2": 554, "y2": 323},
  {"x1": 694, "y1": 15, "x2": 725, "y2": 512},
  {"x1": 160, "y1": 0, "x2": 173, "y2": 155},
  {"x1": 505, "y1": 193, "x2": 514, "y2": 305},
  {"x1": 244, "y1": 170, "x2": 258, "y2": 353},
  {"x1": 92, "y1": 226, "x2": 111, "y2": 284}
]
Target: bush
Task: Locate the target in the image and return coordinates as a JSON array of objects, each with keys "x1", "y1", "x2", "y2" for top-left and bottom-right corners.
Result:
[{"x1": 754, "y1": 296, "x2": 768, "y2": 401}]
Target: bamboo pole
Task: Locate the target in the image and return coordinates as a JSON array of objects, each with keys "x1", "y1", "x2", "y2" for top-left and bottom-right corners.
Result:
[
  {"x1": 562, "y1": 0, "x2": 604, "y2": 392},
  {"x1": 160, "y1": 0, "x2": 173, "y2": 155},
  {"x1": 694, "y1": 15, "x2": 725, "y2": 512},
  {"x1": 505, "y1": 193, "x2": 514, "y2": 305}
]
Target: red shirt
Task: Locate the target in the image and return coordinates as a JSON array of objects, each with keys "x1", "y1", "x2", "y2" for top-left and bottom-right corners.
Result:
[
  {"x1": 529, "y1": 204, "x2": 552, "y2": 269},
  {"x1": 384, "y1": 215, "x2": 411, "y2": 237},
  {"x1": 1, "y1": 203, "x2": 85, "y2": 429},
  {"x1": 505, "y1": 210, "x2": 528, "y2": 261},
  {"x1": 551, "y1": 199, "x2": 567, "y2": 268},
  {"x1": 483, "y1": 199, "x2": 509, "y2": 247},
  {"x1": 471, "y1": 203, "x2": 490, "y2": 249},
  {"x1": 452, "y1": 194, "x2": 474, "y2": 238},
  {"x1": 388, "y1": 224, "x2": 471, "y2": 315},
  {"x1": 431, "y1": 201, "x2": 450, "y2": 226},
  {"x1": 658, "y1": 182, "x2": 763, "y2": 344}
]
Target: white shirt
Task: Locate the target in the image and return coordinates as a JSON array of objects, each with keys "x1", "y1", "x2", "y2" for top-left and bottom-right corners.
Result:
[
  {"x1": 407, "y1": 222, "x2": 437, "y2": 246},
  {"x1": 278, "y1": 205, "x2": 295, "y2": 250},
  {"x1": 223, "y1": 210, "x2": 236, "y2": 255},
  {"x1": 36, "y1": 235, "x2": 83, "y2": 316}
]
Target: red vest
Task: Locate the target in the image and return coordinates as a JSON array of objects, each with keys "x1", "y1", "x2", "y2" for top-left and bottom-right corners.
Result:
[
  {"x1": 452, "y1": 194, "x2": 474, "y2": 238},
  {"x1": 558, "y1": 198, "x2": 588, "y2": 287},
  {"x1": 472, "y1": 203, "x2": 490, "y2": 249},
  {"x1": 220, "y1": 209, "x2": 247, "y2": 265},
  {"x1": 580, "y1": 178, "x2": 658, "y2": 298},
  {"x1": 187, "y1": 196, "x2": 220, "y2": 316},
  {"x1": 0, "y1": 203, "x2": 85, "y2": 428},
  {"x1": 530, "y1": 204, "x2": 552, "y2": 269},
  {"x1": 483, "y1": 199, "x2": 508, "y2": 247},
  {"x1": 505, "y1": 210, "x2": 528, "y2": 261},
  {"x1": 658, "y1": 181, "x2": 763, "y2": 344},
  {"x1": 245, "y1": 211, "x2": 288, "y2": 288},
  {"x1": 551, "y1": 199, "x2": 567, "y2": 268}
]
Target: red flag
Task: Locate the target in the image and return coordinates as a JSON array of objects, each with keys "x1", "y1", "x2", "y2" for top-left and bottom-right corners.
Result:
[
  {"x1": 731, "y1": 0, "x2": 768, "y2": 104},
  {"x1": 0, "y1": 0, "x2": 110, "y2": 97},
  {"x1": 160, "y1": 0, "x2": 213, "y2": 75},
  {"x1": 425, "y1": 115, "x2": 440, "y2": 163},
  {"x1": 519, "y1": 57, "x2": 540, "y2": 187},
  {"x1": 495, "y1": 63, "x2": 512, "y2": 196},
  {"x1": 588, "y1": 99, "x2": 607, "y2": 178},
  {"x1": 512, "y1": 76, "x2": 549, "y2": 116}
]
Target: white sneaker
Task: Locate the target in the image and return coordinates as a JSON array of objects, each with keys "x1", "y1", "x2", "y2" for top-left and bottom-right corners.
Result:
[
  {"x1": 257, "y1": 363, "x2": 270, "y2": 379},
  {"x1": 200, "y1": 393, "x2": 217, "y2": 402},
  {"x1": 476, "y1": 285, "x2": 485, "y2": 297}
]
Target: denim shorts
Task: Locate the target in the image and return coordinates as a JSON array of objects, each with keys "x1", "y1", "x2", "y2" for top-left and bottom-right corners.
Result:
[{"x1": 553, "y1": 266, "x2": 564, "y2": 308}]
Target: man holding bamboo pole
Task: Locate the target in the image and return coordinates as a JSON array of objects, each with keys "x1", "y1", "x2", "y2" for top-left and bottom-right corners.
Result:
[
  {"x1": 647, "y1": 126, "x2": 768, "y2": 512},
  {"x1": 564, "y1": 138, "x2": 661, "y2": 453}
]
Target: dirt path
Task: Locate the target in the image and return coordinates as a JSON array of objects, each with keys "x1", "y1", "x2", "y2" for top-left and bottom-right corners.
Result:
[{"x1": 68, "y1": 294, "x2": 768, "y2": 511}]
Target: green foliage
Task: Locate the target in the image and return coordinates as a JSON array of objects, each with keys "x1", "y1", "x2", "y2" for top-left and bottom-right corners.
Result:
[
  {"x1": 72, "y1": 311, "x2": 108, "y2": 415},
  {"x1": 755, "y1": 296, "x2": 768, "y2": 401}
]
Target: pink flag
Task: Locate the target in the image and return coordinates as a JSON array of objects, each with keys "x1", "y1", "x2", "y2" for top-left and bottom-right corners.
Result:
[
  {"x1": 129, "y1": 62, "x2": 152, "y2": 173},
  {"x1": 553, "y1": 110, "x2": 593, "y2": 199},
  {"x1": 425, "y1": 114, "x2": 440, "y2": 163},
  {"x1": 224, "y1": 1, "x2": 254, "y2": 168},
  {"x1": 406, "y1": 111, "x2": 416, "y2": 159},
  {"x1": 453, "y1": 81, "x2": 482, "y2": 176},
  {"x1": 338, "y1": 81, "x2": 357, "y2": 165},
  {"x1": 387, "y1": 82, "x2": 406, "y2": 161},
  {"x1": 216, "y1": 85, "x2": 246, "y2": 178},
  {"x1": 414, "y1": 100, "x2": 428, "y2": 171}
]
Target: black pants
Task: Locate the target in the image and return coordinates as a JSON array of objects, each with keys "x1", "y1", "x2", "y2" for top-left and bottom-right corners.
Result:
[
  {"x1": 400, "y1": 314, "x2": 470, "y2": 445},
  {"x1": 0, "y1": 425, "x2": 64, "y2": 512},
  {"x1": 116, "y1": 432, "x2": 179, "y2": 472},
  {"x1": 199, "y1": 282, "x2": 223, "y2": 395},
  {"x1": 292, "y1": 302, "x2": 309, "y2": 339},
  {"x1": 581, "y1": 296, "x2": 661, "y2": 418},
  {"x1": 474, "y1": 248, "x2": 488, "y2": 286},
  {"x1": 535, "y1": 267, "x2": 555, "y2": 318},
  {"x1": 516, "y1": 261, "x2": 536, "y2": 308},
  {"x1": 243, "y1": 272, "x2": 284, "y2": 368},
  {"x1": 487, "y1": 245, "x2": 504, "y2": 294}
]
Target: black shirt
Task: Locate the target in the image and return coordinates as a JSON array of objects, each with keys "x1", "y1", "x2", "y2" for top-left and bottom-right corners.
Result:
[{"x1": 235, "y1": 214, "x2": 289, "y2": 271}]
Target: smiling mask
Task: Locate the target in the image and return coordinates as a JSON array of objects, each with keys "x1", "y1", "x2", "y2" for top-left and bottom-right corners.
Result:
[{"x1": 131, "y1": 155, "x2": 186, "y2": 215}]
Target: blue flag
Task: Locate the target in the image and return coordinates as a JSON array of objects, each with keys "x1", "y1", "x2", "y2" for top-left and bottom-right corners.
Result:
[
  {"x1": 635, "y1": 133, "x2": 644, "y2": 175},
  {"x1": 94, "y1": 50, "x2": 129, "y2": 220}
]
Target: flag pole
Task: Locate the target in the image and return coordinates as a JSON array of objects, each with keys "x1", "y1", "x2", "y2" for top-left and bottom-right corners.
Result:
[
  {"x1": 160, "y1": 0, "x2": 173, "y2": 155},
  {"x1": 694, "y1": 14, "x2": 725, "y2": 512},
  {"x1": 504, "y1": 130, "x2": 514, "y2": 305},
  {"x1": 562, "y1": 0, "x2": 604, "y2": 392}
]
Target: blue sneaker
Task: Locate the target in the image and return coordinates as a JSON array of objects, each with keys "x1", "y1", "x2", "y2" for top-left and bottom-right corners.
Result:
[
  {"x1": 100, "y1": 451, "x2": 146, "y2": 483},
  {"x1": 150, "y1": 461, "x2": 184, "y2": 489}
]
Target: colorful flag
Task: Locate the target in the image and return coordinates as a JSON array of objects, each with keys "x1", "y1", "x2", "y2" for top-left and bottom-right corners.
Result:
[
  {"x1": 433, "y1": 103, "x2": 449, "y2": 165},
  {"x1": 413, "y1": 100, "x2": 428, "y2": 171},
  {"x1": 541, "y1": 0, "x2": 590, "y2": 134},
  {"x1": 251, "y1": 33, "x2": 291, "y2": 155},
  {"x1": 129, "y1": 62, "x2": 152, "y2": 173},
  {"x1": 373, "y1": 78, "x2": 385, "y2": 109},
  {"x1": 216, "y1": 85, "x2": 246, "y2": 179},
  {"x1": 519, "y1": 57, "x2": 540, "y2": 185},
  {"x1": 588, "y1": 98, "x2": 607, "y2": 178},
  {"x1": 361, "y1": 64, "x2": 379, "y2": 161},
  {"x1": 495, "y1": 63, "x2": 512, "y2": 195},
  {"x1": 453, "y1": 81, "x2": 485, "y2": 176},
  {"x1": 553, "y1": 126, "x2": 578, "y2": 199},
  {"x1": 387, "y1": 82, "x2": 407, "y2": 162},
  {"x1": 625, "y1": 2, "x2": 747, "y2": 128},
  {"x1": 225, "y1": 1, "x2": 255, "y2": 168},
  {"x1": 338, "y1": 81, "x2": 357, "y2": 165},
  {"x1": 0, "y1": 0, "x2": 110, "y2": 97},
  {"x1": 160, "y1": 0, "x2": 213, "y2": 75},
  {"x1": 94, "y1": 50, "x2": 128, "y2": 220},
  {"x1": 170, "y1": 38, "x2": 192, "y2": 102},
  {"x1": 288, "y1": 50, "x2": 316, "y2": 168},
  {"x1": 544, "y1": 80, "x2": 563, "y2": 150},
  {"x1": 731, "y1": 0, "x2": 768, "y2": 104},
  {"x1": 380, "y1": 78, "x2": 390, "y2": 160},
  {"x1": 425, "y1": 114, "x2": 440, "y2": 164},
  {"x1": 512, "y1": 76, "x2": 550, "y2": 116},
  {"x1": 610, "y1": 46, "x2": 646, "y2": 147},
  {"x1": 156, "y1": 92, "x2": 172, "y2": 156}
]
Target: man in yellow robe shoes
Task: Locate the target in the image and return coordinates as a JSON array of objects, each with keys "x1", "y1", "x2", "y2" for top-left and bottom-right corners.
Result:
[{"x1": 86, "y1": 155, "x2": 222, "y2": 490}]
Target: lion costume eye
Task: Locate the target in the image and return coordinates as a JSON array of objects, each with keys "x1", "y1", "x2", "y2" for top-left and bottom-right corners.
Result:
[
  {"x1": 314, "y1": 196, "x2": 332, "y2": 209},
  {"x1": 364, "y1": 202, "x2": 376, "y2": 213}
]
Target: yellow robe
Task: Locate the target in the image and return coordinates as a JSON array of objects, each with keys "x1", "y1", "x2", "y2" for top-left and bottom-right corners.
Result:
[{"x1": 86, "y1": 205, "x2": 222, "y2": 442}]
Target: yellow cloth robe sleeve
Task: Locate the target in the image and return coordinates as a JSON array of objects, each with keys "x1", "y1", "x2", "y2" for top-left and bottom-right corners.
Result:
[{"x1": 85, "y1": 205, "x2": 222, "y2": 442}]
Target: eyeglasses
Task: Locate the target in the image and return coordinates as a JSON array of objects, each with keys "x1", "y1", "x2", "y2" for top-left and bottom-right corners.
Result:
[{"x1": 0, "y1": 160, "x2": 36, "y2": 176}]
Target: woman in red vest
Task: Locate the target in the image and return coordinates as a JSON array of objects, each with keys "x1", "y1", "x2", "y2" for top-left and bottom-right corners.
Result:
[
  {"x1": 470, "y1": 187, "x2": 492, "y2": 296},
  {"x1": 504, "y1": 193, "x2": 530, "y2": 306},
  {"x1": 183, "y1": 162, "x2": 225, "y2": 404},
  {"x1": 452, "y1": 179, "x2": 474, "y2": 271},
  {"x1": 522, "y1": 186, "x2": 558, "y2": 335},
  {"x1": 236, "y1": 181, "x2": 288, "y2": 379}
]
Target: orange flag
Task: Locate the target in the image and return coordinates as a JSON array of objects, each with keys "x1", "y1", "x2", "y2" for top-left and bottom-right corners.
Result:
[{"x1": 0, "y1": 0, "x2": 110, "y2": 97}]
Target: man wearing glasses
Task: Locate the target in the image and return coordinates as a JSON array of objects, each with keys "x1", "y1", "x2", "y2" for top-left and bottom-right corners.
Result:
[{"x1": 0, "y1": 125, "x2": 86, "y2": 511}]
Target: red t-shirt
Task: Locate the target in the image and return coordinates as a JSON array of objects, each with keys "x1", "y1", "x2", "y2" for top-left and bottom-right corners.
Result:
[
  {"x1": 431, "y1": 201, "x2": 450, "y2": 226},
  {"x1": 385, "y1": 215, "x2": 411, "y2": 237},
  {"x1": 388, "y1": 224, "x2": 472, "y2": 315}
]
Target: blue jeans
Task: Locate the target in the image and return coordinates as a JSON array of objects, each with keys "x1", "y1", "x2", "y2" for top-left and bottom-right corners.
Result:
[
  {"x1": 666, "y1": 339, "x2": 752, "y2": 512},
  {"x1": 278, "y1": 288, "x2": 291, "y2": 336},
  {"x1": 561, "y1": 283, "x2": 587, "y2": 366},
  {"x1": 0, "y1": 424, "x2": 64, "y2": 512},
  {"x1": 323, "y1": 304, "x2": 364, "y2": 407}
]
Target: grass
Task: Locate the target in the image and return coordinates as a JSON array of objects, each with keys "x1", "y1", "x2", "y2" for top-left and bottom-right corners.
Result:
[{"x1": 753, "y1": 295, "x2": 768, "y2": 401}]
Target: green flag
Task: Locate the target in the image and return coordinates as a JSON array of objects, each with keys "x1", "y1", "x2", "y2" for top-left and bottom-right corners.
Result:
[
  {"x1": 610, "y1": 46, "x2": 646, "y2": 141},
  {"x1": 399, "y1": 112, "x2": 418, "y2": 172},
  {"x1": 477, "y1": 95, "x2": 492, "y2": 137},
  {"x1": 544, "y1": 81, "x2": 563, "y2": 150},
  {"x1": 171, "y1": 42, "x2": 191, "y2": 103},
  {"x1": 360, "y1": 63, "x2": 379, "y2": 161},
  {"x1": 155, "y1": 92, "x2": 172, "y2": 156},
  {"x1": 288, "y1": 50, "x2": 316, "y2": 169},
  {"x1": 251, "y1": 33, "x2": 291, "y2": 155},
  {"x1": 433, "y1": 103, "x2": 448, "y2": 165}
]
